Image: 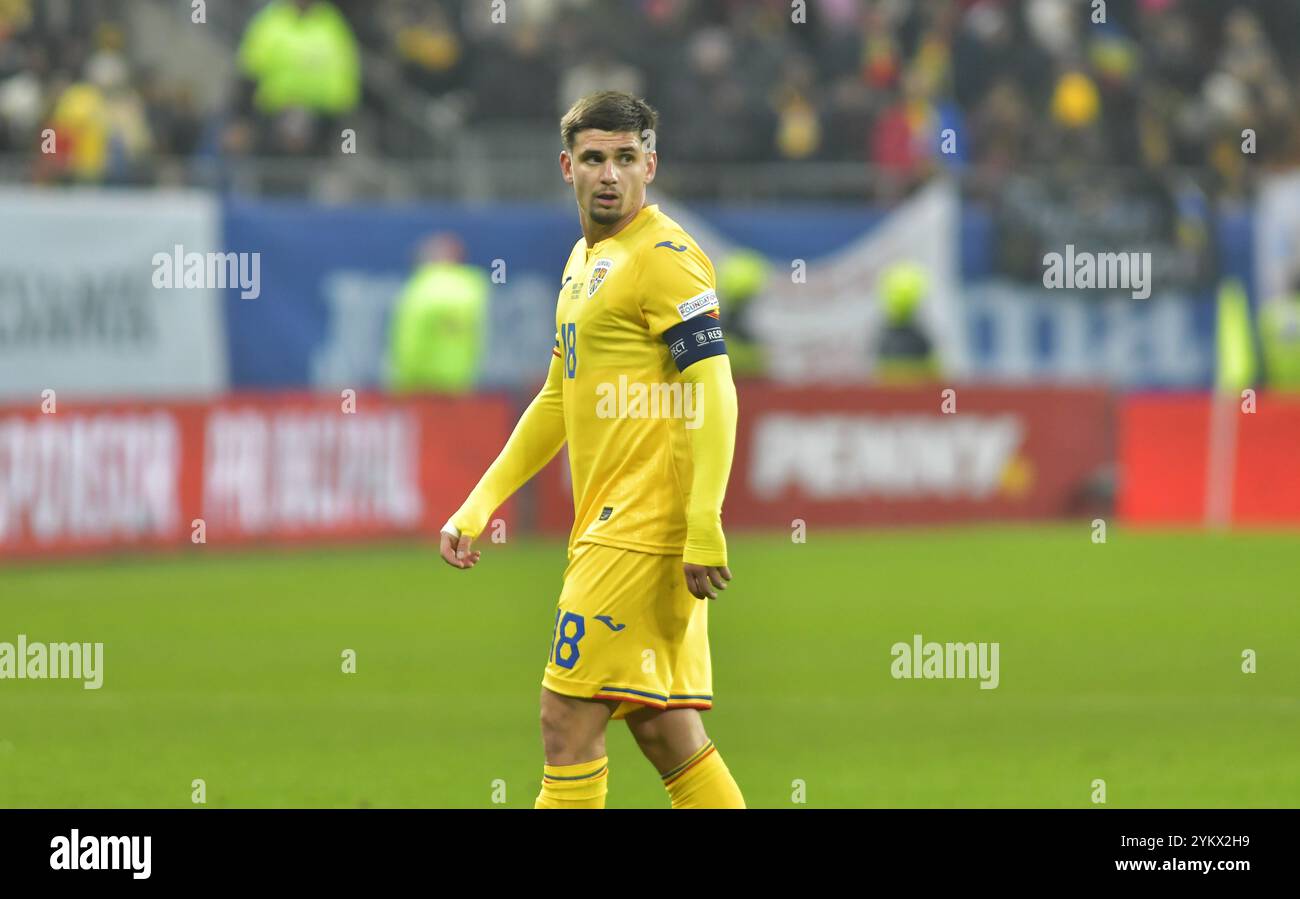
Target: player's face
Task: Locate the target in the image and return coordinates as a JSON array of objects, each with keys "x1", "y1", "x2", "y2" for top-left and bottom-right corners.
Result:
[{"x1": 561, "y1": 130, "x2": 656, "y2": 226}]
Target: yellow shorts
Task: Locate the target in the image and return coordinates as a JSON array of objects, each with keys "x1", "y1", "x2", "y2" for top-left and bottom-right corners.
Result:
[{"x1": 541, "y1": 542, "x2": 713, "y2": 721}]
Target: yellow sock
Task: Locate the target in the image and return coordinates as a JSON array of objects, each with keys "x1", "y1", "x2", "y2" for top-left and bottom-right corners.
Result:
[
  {"x1": 534, "y1": 756, "x2": 609, "y2": 808},
  {"x1": 661, "y1": 740, "x2": 746, "y2": 809}
]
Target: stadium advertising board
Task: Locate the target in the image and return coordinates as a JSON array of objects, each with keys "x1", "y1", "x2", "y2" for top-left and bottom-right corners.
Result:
[
  {"x1": 0, "y1": 188, "x2": 228, "y2": 399},
  {"x1": 0, "y1": 393, "x2": 511, "y2": 558},
  {"x1": 536, "y1": 383, "x2": 1113, "y2": 532},
  {"x1": 1118, "y1": 393, "x2": 1300, "y2": 525}
]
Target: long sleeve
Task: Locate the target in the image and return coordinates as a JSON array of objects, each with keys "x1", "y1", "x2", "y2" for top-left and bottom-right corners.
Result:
[
  {"x1": 449, "y1": 352, "x2": 566, "y2": 539},
  {"x1": 678, "y1": 353, "x2": 738, "y2": 567},
  {"x1": 633, "y1": 228, "x2": 735, "y2": 566}
]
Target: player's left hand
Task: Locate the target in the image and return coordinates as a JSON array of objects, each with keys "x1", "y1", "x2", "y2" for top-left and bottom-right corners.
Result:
[{"x1": 684, "y1": 564, "x2": 731, "y2": 600}]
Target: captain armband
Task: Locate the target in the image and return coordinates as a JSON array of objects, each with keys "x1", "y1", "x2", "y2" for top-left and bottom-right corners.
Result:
[{"x1": 662, "y1": 312, "x2": 727, "y2": 372}]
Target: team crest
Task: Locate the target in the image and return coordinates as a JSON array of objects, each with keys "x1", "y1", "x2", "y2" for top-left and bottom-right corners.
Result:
[{"x1": 588, "y1": 258, "x2": 615, "y2": 298}]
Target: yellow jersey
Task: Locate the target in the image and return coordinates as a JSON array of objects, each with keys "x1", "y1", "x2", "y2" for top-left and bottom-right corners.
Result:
[{"x1": 552, "y1": 203, "x2": 725, "y2": 558}]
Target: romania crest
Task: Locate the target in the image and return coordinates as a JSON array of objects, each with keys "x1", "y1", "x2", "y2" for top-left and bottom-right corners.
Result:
[{"x1": 588, "y1": 258, "x2": 614, "y2": 298}]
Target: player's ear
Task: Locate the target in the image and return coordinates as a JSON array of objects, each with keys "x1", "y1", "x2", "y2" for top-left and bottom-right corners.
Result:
[
  {"x1": 559, "y1": 150, "x2": 573, "y2": 184},
  {"x1": 644, "y1": 150, "x2": 657, "y2": 184}
]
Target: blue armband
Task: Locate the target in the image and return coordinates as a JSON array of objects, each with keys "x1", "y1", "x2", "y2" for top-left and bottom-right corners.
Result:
[{"x1": 663, "y1": 313, "x2": 727, "y2": 371}]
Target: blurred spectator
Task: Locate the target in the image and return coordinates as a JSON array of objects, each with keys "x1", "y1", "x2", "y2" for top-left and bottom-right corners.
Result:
[
  {"x1": 1050, "y1": 68, "x2": 1101, "y2": 131},
  {"x1": 389, "y1": 3, "x2": 465, "y2": 97},
  {"x1": 772, "y1": 55, "x2": 820, "y2": 161},
  {"x1": 0, "y1": 45, "x2": 45, "y2": 154},
  {"x1": 871, "y1": 68, "x2": 939, "y2": 199},
  {"x1": 229, "y1": 0, "x2": 360, "y2": 156},
  {"x1": 387, "y1": 233, "x2": 489, "y2": 394},
  {"x1": 466, "y1": 22, "x2": 554, "y2": 124},
  {"x1": 873, "y1": 261, "x2": 938, "y2": 384},
  {"x1": 46, "y1": 78, "x2": 107, "y2": 181},
  {"x1": 559, "y1": 47, "x2": 643, "y2": 118},
  {"x1": 1260, "y1": 273, "x2": 1300, "y2": 391},
  {"x1": 970, "y1": 77, "x2": 1031, "y2": 175},
  {"x1": 715, "y1": 249, "x2": 770, "y2": 377},
  {"x1": 44, "y1": 68, "x2": 149, "y2": 184}
]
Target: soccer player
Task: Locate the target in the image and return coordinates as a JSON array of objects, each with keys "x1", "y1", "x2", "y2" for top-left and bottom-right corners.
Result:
[{"x1": 438, "y1": 91, "x2": 745, "y2": 809}]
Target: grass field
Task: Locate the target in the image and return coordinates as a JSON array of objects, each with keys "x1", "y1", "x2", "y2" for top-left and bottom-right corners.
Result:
[{"x1": 1, "y1": 526, "x2": 1297, "y2": 808}]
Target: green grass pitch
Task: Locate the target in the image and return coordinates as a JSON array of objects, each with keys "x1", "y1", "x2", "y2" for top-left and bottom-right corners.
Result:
[{"x1": 1, "y1": 526, "x2": 1297, "y2": 808}]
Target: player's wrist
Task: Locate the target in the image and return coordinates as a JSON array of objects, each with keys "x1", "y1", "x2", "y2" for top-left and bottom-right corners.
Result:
[
  {"x1": 445, "y1": 509, "x2": 482, "y2": 540},
  {"x1": 683, "y1": 531, "x2": 727, "y2": 567},
  {"x1": 684, "y1": 551, "x2": 727, "y2": 568},
  {"x1": 446, "y1": 500, "x2": 491, "y2": 540}
]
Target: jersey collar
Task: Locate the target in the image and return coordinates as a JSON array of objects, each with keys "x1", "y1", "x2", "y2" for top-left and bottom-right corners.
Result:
[{"x1": 585, "y1": 203, "x2": 658, "y2": 252}]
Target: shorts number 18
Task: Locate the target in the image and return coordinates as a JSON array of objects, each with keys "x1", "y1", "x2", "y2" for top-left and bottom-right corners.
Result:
[{"x1": 549, "y1": 609, "x2": 585, "y2": 669}]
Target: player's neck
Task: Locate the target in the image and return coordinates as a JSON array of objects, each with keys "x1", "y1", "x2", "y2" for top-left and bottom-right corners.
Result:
[{"x1": 582, "y1": 201, "x2": 647, "y2": 247}]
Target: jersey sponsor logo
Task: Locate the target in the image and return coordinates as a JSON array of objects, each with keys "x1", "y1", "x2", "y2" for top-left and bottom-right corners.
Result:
[
  {"x1": 588, "y1": 258, "x2": 615, "y2": 298},
  {"x1": 654, "y1": 240, "x2": 688, "y2": 252},
  {"x1": 676, "y1": 289, "x2": 719, "y2": 321},
  {"x1": 594, "y1": 614, "x2": 626, "y2": 631},
  {"x1": 598, "y1": 505, "x2": 614, "y2": 520}
]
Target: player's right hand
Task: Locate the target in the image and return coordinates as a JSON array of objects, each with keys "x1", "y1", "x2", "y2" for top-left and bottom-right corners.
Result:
[
  {"x1": 684, "y1": 563, "x2": 731, "y2": 600},
  {"x1": 439, "y1": 530, "x2": 481, "y2": 570}
]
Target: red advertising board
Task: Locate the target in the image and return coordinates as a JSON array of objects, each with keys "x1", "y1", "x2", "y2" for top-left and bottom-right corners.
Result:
[
  {"x1": 536, "y1": 382, "x2": 1114, "y2": 534},
  {"x1": 0, "y1": 393, "x2": 512, "y2": 559},
  {"x1": 1118, "y1": 392, "x2": 1300, "y2": 525}
]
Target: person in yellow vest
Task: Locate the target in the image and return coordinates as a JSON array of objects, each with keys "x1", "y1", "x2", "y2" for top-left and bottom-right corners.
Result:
[
  {"x1": 388, "y1": 233, "x2": 489, "y2": 394},
  {"x1": 1215, "y1": 278, "x2": 1257, "y2": 394},
  {"x1": 874, "y1": 260, "x2": 939, "y2": 383},
  {"x1": 1259, "y1": 277, "x2": 1300, "y2": 391},
  {"x1": 714, "y1": 249, "x2": 769, "y2": 377},
  {"x1": 232, "y1": 0, "x2": 360, "y2": 155}
]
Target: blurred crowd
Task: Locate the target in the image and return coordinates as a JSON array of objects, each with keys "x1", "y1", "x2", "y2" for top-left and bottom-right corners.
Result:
[
  {"x1": 2, "y1": 0, "x2": 1298, "y2": 194},
  {"x1": 0, "y1": 0, "x2": 203, "y2": 184}
]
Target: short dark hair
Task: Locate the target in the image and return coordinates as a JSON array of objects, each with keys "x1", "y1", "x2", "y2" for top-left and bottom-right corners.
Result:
[{"x1": 560, "y1": 91, "x2": 659, "y2": 151}]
